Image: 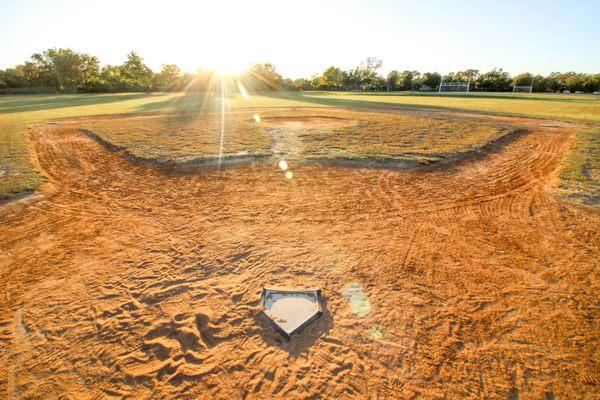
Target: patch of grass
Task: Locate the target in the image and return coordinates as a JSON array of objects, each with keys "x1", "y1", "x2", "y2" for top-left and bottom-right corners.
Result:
[
  {"x1": 78, "y1": 113, "x2": 272, "y2": 163},
  {"x1": 75, "y1": 109, "x2": 513, "y2": 165},
  {"x1": 1, "y1": 91, "x2": 599, "y2": 200},
  {"x1": 0, "y1": 119, "x2": 45, "y2": 199},
  {"x1": 557, "y1": 127, "x2": 600, "y2": 205},
  {"x1": 260, "y1": 109, "x2": 514, "y2": 163}
]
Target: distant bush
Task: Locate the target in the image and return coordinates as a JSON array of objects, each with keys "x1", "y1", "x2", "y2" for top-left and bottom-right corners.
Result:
[{"x1": 0, "y1": 86, "x2": 57, "y2": 95}]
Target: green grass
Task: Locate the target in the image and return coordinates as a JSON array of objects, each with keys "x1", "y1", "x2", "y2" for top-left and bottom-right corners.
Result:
[
  {"x1": 1, "y1": 91, "x2": 599, "y2": 200},
  {"x1": 557, "y1": 127, "x2": 600, "y2": 206},
  {"x1": 280, "y1": 91, "x2": 600, "y2": 123}
]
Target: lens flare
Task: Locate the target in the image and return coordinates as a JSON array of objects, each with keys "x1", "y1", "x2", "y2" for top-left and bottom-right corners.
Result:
[
  {"x1": 343, "y1": 283, "x2": 371, "y2": 317},
  {"x1": 253, "y1": 114, "x2": 261, "y2": 123},
  {"x1": 370, "y1": 329, "x2": 385, "y2": 341},
  {"x1": 279, "y1": 159, "x2": 288, "y2": 171},
  {"x1": 349, "y1": 294, "x2": 371, "y2": 317},
  {"x1": 237, "y1": 81, "x2": 249, "y2": 100},
  {"x1": 285, "y1": 171, "x2": 293, "y2": 180},
  {"x1": 218, "y1": 76, "x2": 226, "y2": 170}
]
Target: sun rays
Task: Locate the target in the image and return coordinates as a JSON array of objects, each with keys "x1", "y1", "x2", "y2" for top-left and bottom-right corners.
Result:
[{"x1": 153, "y1": 66, "x2": 299, "y2": 180}]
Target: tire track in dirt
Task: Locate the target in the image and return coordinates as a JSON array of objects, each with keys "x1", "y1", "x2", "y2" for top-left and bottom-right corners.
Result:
[{"x1": 0, "y1": 115, "x2": 598, "y2": 399}]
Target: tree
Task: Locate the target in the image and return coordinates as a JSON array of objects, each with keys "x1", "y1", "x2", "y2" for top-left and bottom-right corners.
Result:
[
  {"x1": 371, "y1": 75, "x2": 386, "y2": 91},
  {"x1": 474, "y1": 68, "x2": 511, "y2": 91},
  {"x1": 321, "y1": 66, "x2": 346, "y2": 90},
  {"x1": 0, "y1": 69, "x2": 7, "y2": 88},
  {"x1": 455, "y1": 69, "x2": 478, "y2": 83},
  {"x1": 421, "y1": 72, "x2": 442, "y2": 90},
  {"x1": 344, "y1": 69, "x2": 360, "y2": 90},
  {"x1": 153, "y1": 64, "x2": 184, "y2": 91},
  {"x1": 563, "y1": 72, "x2": 587, "y2": 92},
  {"x1": 0, "y1": 66, "x2": 29, "y2": 88},
  {"x1": 532, "y1": 75, "x2": 549, "y2": 92},
  {"x1": 30, "y1": 48, "x2": 100, "y2": 92},
  {"x1": 21, "y1": 61, "x2": 51, "y2": 87},
  {"x1": 355, "y1": 57, "x2": 383, "y2": 90},
  {"x1": 291, "y1": 78, "x2": 312, "y2": 90},
  {"x1": 546, "y1": 72, "x2": 564, "y2": 92},
  {"x1": 310, "y1": 73, "x2": 323, "y2": 89},
  {"x1": 442, "y1": 70, "x2": 477, "y2": 90},
  {"x1": 512, "y1": 72, "x2": 534, "y2": 87},
  {"x1": 120, "y1": 51, "x2": 153, "y2": 91},
  {"x1": 243, "y1": 63, "x2": 283, "y2": 91},
  {"x1": 386, "y1": 70, "x2": 400, "y2": 91},
  {"x1": 584, "y1": 74, "x2": 600, "y2": 93},
  {"x1": 98, "y1": 65, "x2": 126, "y2": 92},
  {"x1": 396, "y1": 70, "x2": 419, "y2": 91}
]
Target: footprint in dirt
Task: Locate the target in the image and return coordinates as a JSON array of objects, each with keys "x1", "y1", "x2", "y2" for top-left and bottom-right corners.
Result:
[{"x1": 144, "y1": 308, "x2": 221, "y2": 356}]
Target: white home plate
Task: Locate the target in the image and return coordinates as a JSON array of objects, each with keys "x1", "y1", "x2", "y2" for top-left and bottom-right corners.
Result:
[{"x1": 261, "y1": 287, "x2": 323, "y2": 339}]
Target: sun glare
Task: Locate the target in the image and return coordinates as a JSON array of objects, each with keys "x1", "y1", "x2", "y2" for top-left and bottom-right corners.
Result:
[{"x1": 209, "y1": 56, "x2": 248, "y2": 76}]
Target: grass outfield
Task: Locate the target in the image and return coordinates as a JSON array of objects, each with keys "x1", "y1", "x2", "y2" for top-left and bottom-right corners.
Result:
[
  {"x1": 1, "y1": 91, "x2": 598, "y2": 200},
  {"x1": 284, "y1": 91, "x2": 600, "y2": 123}
]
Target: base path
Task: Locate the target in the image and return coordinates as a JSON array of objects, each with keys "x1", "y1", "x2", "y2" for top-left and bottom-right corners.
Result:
[{"x1": 0, "y1": 114, "x2": 598, "y2": 399}]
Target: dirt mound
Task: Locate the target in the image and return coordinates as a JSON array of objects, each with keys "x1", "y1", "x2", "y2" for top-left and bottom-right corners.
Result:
[
  {"x1": 0, "y1": 115, "x2": 598, "y2": 399},
  {"x1": 261, "y1": 116, "x2": 357, "y2": 129}
]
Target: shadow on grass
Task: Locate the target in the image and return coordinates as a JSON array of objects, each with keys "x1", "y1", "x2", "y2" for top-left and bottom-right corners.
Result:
[
  {"x1": 134, "y1": 89, "x2": 263, "y2": 113},
  {"x1": 0, "y1": 93, "x2": 156, "y2": 114},
  {"x1": 134, "y1": 92, "x2": 214, "y2": 114},
  {"x1": 257, "y1": 91, "x2": 512, "y2": 116},
  {"x1": 345, "y1": 91, "x2": 595, "y2": 103},
  {"x1": 255, "y1": 92, "x2": 594, "y2": 123}
]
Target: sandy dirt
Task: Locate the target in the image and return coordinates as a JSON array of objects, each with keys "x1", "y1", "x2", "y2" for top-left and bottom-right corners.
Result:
[{"x1": 0, "y1": 112, "x2": 598, "y2": 399}]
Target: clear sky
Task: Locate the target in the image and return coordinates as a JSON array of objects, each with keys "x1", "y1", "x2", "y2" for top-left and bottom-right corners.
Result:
[{"x1": 0, "y1": 0, "x2": 598, "y2": 78}]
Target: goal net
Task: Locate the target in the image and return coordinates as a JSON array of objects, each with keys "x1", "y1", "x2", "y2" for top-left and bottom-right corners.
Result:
[
  {"x1": 439, "y1": 81, "x2": 470, "y2": 93},
  {"x1": 513, "y1": 85, "x2": 533, "y2": 93}
]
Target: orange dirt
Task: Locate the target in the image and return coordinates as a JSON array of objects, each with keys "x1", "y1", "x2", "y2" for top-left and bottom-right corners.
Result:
[{"x1": 0, "y1": 113, "x2": 598, "y2": 399}]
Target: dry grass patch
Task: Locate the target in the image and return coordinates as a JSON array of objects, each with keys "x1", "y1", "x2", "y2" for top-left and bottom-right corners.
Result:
[
  {"x1": 77, "y1": 113, "x2": 272, "y2": 163},
  {"x1": 74, "y1": 108, "x2": 517, "y2": 166},
  {"x1": 262, "y1": 109, "x2": 517, "y2": 163},
  {"x1": 558, "y1": 126, "x2": 600, "y2": 205},
  {"x1": 261, "y1": 115, "x2": 357, "y2": 129},
  {"x1": 0, "y1": 119, "x2": 45, "y2": 200}
]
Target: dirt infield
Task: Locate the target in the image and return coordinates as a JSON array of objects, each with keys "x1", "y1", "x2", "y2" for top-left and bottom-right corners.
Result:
[{"x1": 0, "y1": 113, "x2": 598, "y2": 399}]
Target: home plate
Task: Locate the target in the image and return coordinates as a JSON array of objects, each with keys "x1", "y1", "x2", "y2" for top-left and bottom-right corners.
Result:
[{"x1": 261, "y1": 287, "x2": 323, "y2": 340}]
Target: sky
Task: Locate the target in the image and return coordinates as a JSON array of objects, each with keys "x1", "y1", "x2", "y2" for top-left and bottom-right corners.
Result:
[{"x1": 0, "y1": 0, "x2": 598, "y2": 78}]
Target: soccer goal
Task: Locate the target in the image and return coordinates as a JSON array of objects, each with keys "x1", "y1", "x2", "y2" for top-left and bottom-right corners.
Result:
[
  {"x1": 439, "y1": 78, "x2": 471, "y2": 93},
  {"x1": 513, "y1": 84, "x2": 533, "y2": 93}
]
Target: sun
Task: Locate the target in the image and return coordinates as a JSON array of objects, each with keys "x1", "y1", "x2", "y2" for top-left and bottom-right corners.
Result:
[{"x1": 209, "y1": 55, "x2": 248, "y2": 76}]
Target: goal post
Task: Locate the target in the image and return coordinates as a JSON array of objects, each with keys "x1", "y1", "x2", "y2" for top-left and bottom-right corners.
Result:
[
  {"x1": 512, "y1": 84, "x2": 533, "y2": 93},
  {"x1": 439, "y1": 81, "x2": 470, "y2": 93},
  {"x1": 439, "y1": 73, "x2": 471, "y2": 93}
]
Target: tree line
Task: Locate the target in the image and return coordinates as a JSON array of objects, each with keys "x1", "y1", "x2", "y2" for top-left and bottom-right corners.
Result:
[
  {"x1": 0, "y1": 48, "x2": 283, "y2": 94},
  {"x1": 298, "y1": 58, "x2": 600, "y2": 93},
  {"x1": 1, "y1": 49, "x2": 598, "y2": 94}
]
